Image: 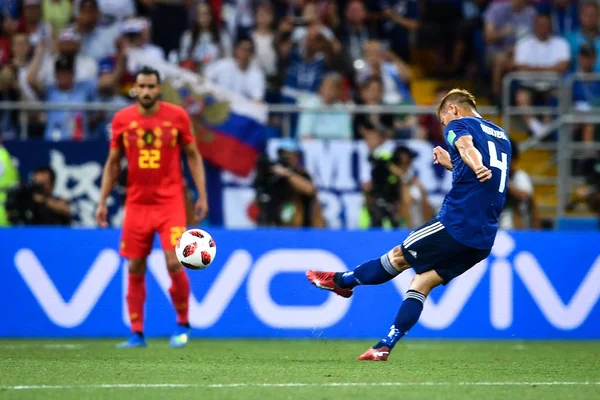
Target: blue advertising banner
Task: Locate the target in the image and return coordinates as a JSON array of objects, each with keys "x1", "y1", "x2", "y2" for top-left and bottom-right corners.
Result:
[
  {"x1": 4, "y1": 138, "x2": 450, "y2": 229},
  {"x1": 1, "y1": 228, "x2": 599, "y2": 339}
]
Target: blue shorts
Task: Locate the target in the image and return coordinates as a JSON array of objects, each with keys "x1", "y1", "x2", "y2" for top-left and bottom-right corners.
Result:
[{"x1": 400, "y1": 219, "x2": 491, "y2": 285}]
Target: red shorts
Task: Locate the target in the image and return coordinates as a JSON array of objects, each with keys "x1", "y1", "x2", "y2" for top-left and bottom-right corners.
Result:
[{"x1": 120, "y1": 203, "x2": 186, "y2": 259}]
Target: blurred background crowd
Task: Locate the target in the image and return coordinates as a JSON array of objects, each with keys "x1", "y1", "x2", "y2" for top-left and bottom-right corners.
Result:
[{"x1": 0, "y1": 0, "x2": 599, "y2": 230}]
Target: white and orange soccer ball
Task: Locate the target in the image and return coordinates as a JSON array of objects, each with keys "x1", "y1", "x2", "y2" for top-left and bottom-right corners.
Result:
[{"x1": 175, "y1": 229, "x2": 217, "y2": 270}]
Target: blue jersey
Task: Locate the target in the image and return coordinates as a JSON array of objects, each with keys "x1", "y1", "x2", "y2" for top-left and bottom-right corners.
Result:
[{"x1": 437, "y1": 116, "x2": 511, "y2": 250}]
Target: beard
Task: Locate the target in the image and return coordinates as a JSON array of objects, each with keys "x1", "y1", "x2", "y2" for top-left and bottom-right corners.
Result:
[{"x1": 137, "y1": 95, "x2": 157, "y2": 109}]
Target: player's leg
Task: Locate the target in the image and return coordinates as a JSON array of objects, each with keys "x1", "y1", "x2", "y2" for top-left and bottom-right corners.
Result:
[
  {"x1": 117, "y1": 208, "x2": 153, "y2": 348},
  {"x1": 357, "y1": 220, "x2": 462, "y2": 360},
  {"x1": 157, "y1": 207, "x2": 191, "y2": 348},
  {"x1": 357, "y1": 269, "x2": 443, "y2": 361},
  {"x1": 306, "y1": 219, "x2": 440, "y2": 297}
]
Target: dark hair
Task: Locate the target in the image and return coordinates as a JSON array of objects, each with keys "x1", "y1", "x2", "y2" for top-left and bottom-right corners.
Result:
[
  {"x1": 134, "y1": 66, "x2": 161, "y2": 84},
  {"x1": 33, "y1": 166, "x2": 56, "y2": 185},
  {"x1": 55, "y1": 55, "x2": 75, "y2": 72},
  {"x1": 189, "y1": 2, "x2": 222, "y2": 60},
  {"x1": 360, "y1": 76, "x2": 383, "y2": 90},
  {"x1": 79, "y1": 0, "x2": 98, "y2": 11},
  {"x1": 510, "y1": 139, "x2": 520, "y2": 160},
  {"x1": 580, "y1": 42, "x2": 597, "y2": 57},
  {"x1": 235, "y1": 36, "x2": 254, "y2": 53}
]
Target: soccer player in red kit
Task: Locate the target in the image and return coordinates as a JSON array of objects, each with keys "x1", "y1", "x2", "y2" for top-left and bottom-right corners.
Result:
[{"x1": 95, "y1": 66, "x2": 208, "y2": 348}]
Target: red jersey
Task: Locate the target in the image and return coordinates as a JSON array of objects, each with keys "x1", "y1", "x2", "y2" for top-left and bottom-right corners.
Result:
[{"x1": 110, "y1": 101, "x2": 195, "y2": 205}]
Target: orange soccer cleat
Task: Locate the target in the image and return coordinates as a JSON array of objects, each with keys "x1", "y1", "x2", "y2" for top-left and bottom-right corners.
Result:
[
  {"x1": 357, "y1": 346, "x2": 391, "y2": 361},
  {"x1": 306, "y1": 270, "x2": 354, "y2": 298}
]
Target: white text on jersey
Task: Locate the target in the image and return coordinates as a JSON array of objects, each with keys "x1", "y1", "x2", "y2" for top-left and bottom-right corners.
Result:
[{"x1": 480, "y1": 124, "x2": 508, "y2": 140}]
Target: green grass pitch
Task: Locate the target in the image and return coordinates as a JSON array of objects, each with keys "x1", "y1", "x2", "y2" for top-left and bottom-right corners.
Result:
[{"x1": 1, "y1": 339, "x2": 599, "y2": 400}]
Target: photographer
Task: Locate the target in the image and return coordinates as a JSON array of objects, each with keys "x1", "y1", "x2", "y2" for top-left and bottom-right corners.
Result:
[
  {"x1": 390, "y1": 145, "x2": 433, "y2": 228},
  {"x1": 6, "y1": 166, "x2": 72, "y2": 226},
  {"x1": 253, "y1": 140, "x2": 324, "y2": 227},
  {"x1": 361, "y1": 128, "x2": 404, "y2": 228}
]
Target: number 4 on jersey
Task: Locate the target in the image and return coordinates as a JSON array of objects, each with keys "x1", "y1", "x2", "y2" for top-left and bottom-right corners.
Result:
[{"x1": 487, "y1": 141, "x2": 508, "y2": 193}]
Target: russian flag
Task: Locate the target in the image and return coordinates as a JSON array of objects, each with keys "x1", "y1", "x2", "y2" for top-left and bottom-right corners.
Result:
[
  {"x1": 127, "y1": 49, "x2": 268, "y2": 177},
  {"x1": 191, "y1": 95, "x2": 266, "y2": 177}
]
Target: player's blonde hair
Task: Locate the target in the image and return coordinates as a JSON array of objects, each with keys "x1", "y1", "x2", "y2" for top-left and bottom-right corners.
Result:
[{"x1": 436, "y1": 88, "x2": 477, "y2": 119}]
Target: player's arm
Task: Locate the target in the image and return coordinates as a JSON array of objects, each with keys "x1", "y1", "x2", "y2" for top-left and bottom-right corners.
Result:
[
  {"x1": 182, "y1": 142, "x2": 209, "y2": 221},
  {"x1": 95, "y1": 147, "x2": 122, "y2": 227},
  {"x1": 433, "y1": 146, "x2": 452, "y2": 171},
  {"x1": 455, "y1": 135, "x2": 492, "y2": 183}
]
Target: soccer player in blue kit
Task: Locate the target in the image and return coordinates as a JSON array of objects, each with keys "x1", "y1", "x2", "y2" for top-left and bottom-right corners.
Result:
[{"x1": 307, "y1": 89, "x2": 511, "y2": 361}]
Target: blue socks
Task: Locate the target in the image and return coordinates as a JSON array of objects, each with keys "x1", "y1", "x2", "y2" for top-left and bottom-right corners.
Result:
[
  {"x1": 374, "y1": 290, "x2": 426, "y2": 349},
  {"x1": 336, "y1": 254, "x2": 399, "y2": 289}
]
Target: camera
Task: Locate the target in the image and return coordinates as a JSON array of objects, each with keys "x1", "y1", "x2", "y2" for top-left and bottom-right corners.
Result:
[
  {"x1": 5, "y1": 181, "x2": 46, "y2": 225},
  {"x1": 367, "y1": 149, "x2": 402, "y2": 228},
  {"x1": 253, "y1": 153, "x2": 293, "y2": 226}
]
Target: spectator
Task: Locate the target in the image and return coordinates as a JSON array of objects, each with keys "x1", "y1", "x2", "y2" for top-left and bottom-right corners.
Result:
[
  {"x1": 179, "y1": 2, "x2": 232, "y2": 71},
  {"x1": 297, "y1": 72, "x2": 352, "y2": 140},
  {"x1": 537, "y1": 0, "x2": 579, "y2": 37},
  {"x1": 120, "y1": 18, "x2": 165, "y2": 63},
  {"x1": 251, "y1": 2, "x2": 277, "y2": 77},
  {"x1": 353, "y1": 77, "x2": 394, "y2": 139},
  {"x1": 513, "y1": 12, "x2": 570, "y2": 138},
  {"x1": 253, "y1": 139, "x2": 323, "y2": 227},
  {"x1": 27, "y1": 50, "x2": 98, "y2": 141},
  {"x1": 336, "y1": 0, "x2": 379, "y2": 69},
  {"x1": 290, "y1": 1, "x2": 336, "y2": 45},
  {"x1": 205, "y1": 37, "x2": 266, "y2": 101},
  {"x1": 500, "y1": 140, "x2": 539, "y2": 230},
  {"x1": 39, "y1": 29, "x2": 99, "y2": 86},
  {"x1": 12, "y1": 33, "x2": 37, "y2": 101},
  {"x1": 19, "y1": 0, "x2": 53, "y2": 47},
  {"x1": 417, "y1": 0, "x2": 465, "y2": 77},
  {"x1": 566, "y1": 0, "x2": 600, "y2": 72},
  {"x1": 379, "y1": 0, "x2": 420, "y2": 62},
  {"x1": 0, "y1": 136, "x2": 20, "y2": 226},
  {"x1": 454, "y1": 0, "x2": 492, "y2": 78},
  {"x1": 355, "y1": 40, "x2": 412, "y2": 105},
  {"x1": 484, "y1": 0, "x2": 536, "y2": 99},
  {"x1": 0, "y1": 64, "x2": 21, "y2": 139},
  {"x1": 222, "y1": 0, "x2": 256, "y2": 41},
  {"x1": 141, "y1": 0, "x2": 191, "y2": 57},
  {"x1": 90, "y1": 65, "x2": 130, "y2": 139},
  {"x1": 356, "y1": 40, "x2": 415, "y2": 138},
  {"x1": 5, "y1": 165, "x2": 72, "y2": 225},
  {"x1": 71, "y1": 0, "x2": 120, "y2": 62},
  {"x1": 100, "y1": 18, "x2": 167, "y2": 98},
  {"x1": 73, "y1": 0, "x2": 136, "y2": 25},
  {"x1": 280, "y1": 26, "x2": 329, "y2": 103},
  {"x1": 572, "y1": 44, "x2": 600, "y2": 143},
  {"x1": 42, "y1": 0, "x2": 72, "y2": 34}
]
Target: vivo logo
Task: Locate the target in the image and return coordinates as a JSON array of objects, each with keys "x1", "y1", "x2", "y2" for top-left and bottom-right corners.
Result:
[
  {"x1": 13, "y1": 231, "x2": 600, "y2": 331},
  {"x1": 14, "y1": 249, "x2": 350, "y2": 330}
]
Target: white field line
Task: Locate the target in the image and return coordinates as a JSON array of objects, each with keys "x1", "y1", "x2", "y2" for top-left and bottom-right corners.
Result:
[{"x1": 2, "y1": 382, "x2": 599, "y2": 390}]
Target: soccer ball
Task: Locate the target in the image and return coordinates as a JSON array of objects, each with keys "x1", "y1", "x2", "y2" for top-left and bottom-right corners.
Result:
[{"x1": 175, "y1": 229, "x2": 217, "y2": 270}]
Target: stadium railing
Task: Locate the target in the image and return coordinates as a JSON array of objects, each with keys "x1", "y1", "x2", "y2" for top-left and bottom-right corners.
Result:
[
  {"x1": 0, "y1": 102, "x2": 499, "y2": 141},
  {"x1": 502, "y1": 71, "x2": 600, "y2": 226}
]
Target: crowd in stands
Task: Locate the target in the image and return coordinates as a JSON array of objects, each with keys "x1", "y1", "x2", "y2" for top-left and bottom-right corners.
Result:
[{"x1": 0, "y1": 0, "x2": 598, "y2": 143}]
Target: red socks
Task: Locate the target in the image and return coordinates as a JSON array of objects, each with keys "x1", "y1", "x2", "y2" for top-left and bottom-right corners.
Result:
[
  {"x1": 126, "y1": 269, "x2": 190, "y2": 333},
  {"x1": 169, "y1": 268, "x2": 190, "y2": 325},
  {"x1": 127, "y1": 273, "x2": 146, "y2": 333}
]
